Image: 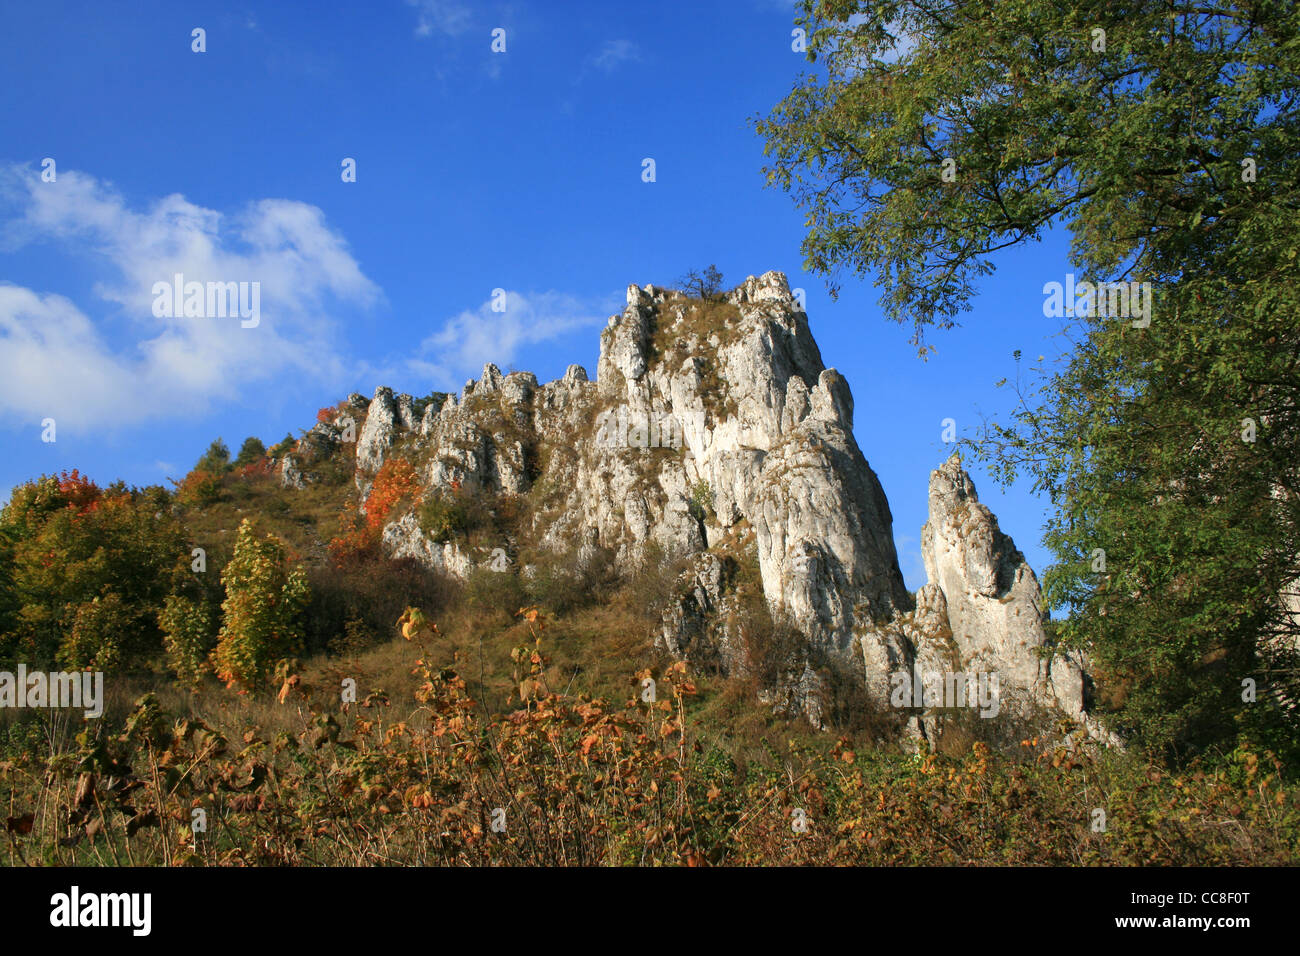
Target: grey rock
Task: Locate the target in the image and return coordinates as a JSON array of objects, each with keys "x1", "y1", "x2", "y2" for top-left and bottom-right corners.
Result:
[{"x1": 312, "y1": 273, "x2": 1094, "y2": 742}]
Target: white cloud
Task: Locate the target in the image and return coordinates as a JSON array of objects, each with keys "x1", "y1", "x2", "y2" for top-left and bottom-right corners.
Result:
[
  {"x1": 591, "y1": 39, "x2": 639, "y2": 72},
  {"x1": 406, "y1": 0, "x2": 472, "y2": 38},
  {"x1": 0, "y1": 285, "x2": 139, "y2": 424},
  {"x1": 0, "y1": 165, "x2": 380, "y2": 430},
  {"x1": 406, "y1": 290, "x2": 618, "y2": 391}
]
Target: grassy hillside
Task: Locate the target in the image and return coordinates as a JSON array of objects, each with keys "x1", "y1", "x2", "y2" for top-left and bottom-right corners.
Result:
[{"x1": 2, "y1": 423, "x2": 1298, "y2": 866}]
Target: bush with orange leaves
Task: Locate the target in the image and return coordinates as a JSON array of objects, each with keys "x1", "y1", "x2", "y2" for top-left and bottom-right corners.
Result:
[
  {"x1": 328, "y1": 458, "x2": 421, "y2": 564},
  {"x1": 174, "y1": 468, "x2": 223, "y2": 506},
  {"x1": 3, "y1": 603, "x2": 1298, "y2": 867}
]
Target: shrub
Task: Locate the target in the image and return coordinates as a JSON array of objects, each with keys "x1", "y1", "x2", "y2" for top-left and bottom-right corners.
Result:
[
  {"x1": 364, "y1": 459, "x2": 420, "y2": 531},
  {"x1": 175, "y1": 469, "x2": 222, "y2": 506},
  {"x1": 304, "y1": 554, "x2": 456, "y2": 655},
  {"x1": 57, "y1": 592, "x2": 131, "y2": 671},
  {"x1": 688, "y1": 479, "x2": 714, "y2": 522},
  {"x1": 213, "y1": 519, "x2": 310, "y2": 691},
  {"x1": 3, "y1": 617, "x2": 1297, "y2": 867},
  {"x1": 418, "y1": 494, "x2": 470, "y2": 543},
  {"x1": 160, "y1": 593, "x2": 218, "y2": 688},
  {"x1": 0, "y1": 476, "x2": 186, "y2": 671},
  {"x1": 327, "y1": 459, "x2": 420, "y2": 563},
  {"x1": 464, "y1": 566, "x2": 529, "y2": 616}
]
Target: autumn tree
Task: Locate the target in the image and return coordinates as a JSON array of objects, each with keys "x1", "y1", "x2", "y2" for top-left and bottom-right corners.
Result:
[
  {"x1": 213, "y1": 519, "x2": 310, "y2": 691},
  {"x1": 0, "y1": 472, "x2": 189, "y2": 670},
  {"x1": 160, "y1": 582, "x2": 221, "y2": 689}
]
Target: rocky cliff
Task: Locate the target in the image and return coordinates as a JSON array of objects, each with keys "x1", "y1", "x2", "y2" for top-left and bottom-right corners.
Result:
[{"x1": 279, "y1": 271, "x2": 1090, "y2": 743}]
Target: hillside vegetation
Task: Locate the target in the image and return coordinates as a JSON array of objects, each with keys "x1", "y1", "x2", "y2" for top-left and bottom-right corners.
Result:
[{"x1": 1, "y1": 428, "x2": 1298, "y2": 864}]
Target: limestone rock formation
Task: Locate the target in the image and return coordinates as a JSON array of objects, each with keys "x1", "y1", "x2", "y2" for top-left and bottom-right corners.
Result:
[
  {"x1": 280, "y1": 271, "x2": 1092, "y2": 742},
  {"x1": 914, "y1": 454, "x2": 1085, "y2": 722}
]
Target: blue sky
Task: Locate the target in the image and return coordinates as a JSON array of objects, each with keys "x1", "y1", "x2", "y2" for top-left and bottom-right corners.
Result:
[{"x1": 0, "y1": 0, "x2": 1079, "y2": 591}]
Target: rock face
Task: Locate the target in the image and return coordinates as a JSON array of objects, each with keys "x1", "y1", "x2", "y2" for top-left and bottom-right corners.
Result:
[
  {"x1": 283, "y1": 271, "x2": 1090, "y2": 741},
  {"x1": 914, "y1": 454, "x2": 1085, "y2": 722}
]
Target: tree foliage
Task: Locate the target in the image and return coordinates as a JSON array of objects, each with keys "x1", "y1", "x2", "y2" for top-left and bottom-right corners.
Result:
[
  {"x1": 758, "y1": 0, "x2": 1300, "y2": 758},
  {"x1": 213, "y1": 519, "x2": 310, "y2": 691},
  {"x1": 160, "y1": 593, "x2": 219, "y2": 689},
  {"x1": 233, "y1": 436, "x2": 267, "y2": 469},
  {"x1": 195, "y1": 438, "x2": 231, "y2": 475},
  {"x1": 0, "y1": 472, "x2": 188, "y2": 670}
]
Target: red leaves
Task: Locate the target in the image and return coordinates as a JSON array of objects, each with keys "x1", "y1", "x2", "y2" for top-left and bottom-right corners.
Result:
[{"x1": 56, "y1": 469, "x2": 102, "y2": 511}]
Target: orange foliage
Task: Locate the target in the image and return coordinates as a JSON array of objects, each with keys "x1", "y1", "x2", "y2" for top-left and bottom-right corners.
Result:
[
  {"x1": 327, "y1": 510, "x2": 374, "y2": 565},
  {"x1": 363, "y1": 458, "x2": 419, "y2": 531},
  {"x1": 235, "y1": 458, "x2": 272, "y2": 479},
  {"x1": 327, "y1": 458, "x2": 420, "y2": 565},
  {"x1": 175, "y1": 469, "x2": 222, "y2": 505},
  {"x1": 56, "y1": 469, "x2": 102, "y2": 512}
]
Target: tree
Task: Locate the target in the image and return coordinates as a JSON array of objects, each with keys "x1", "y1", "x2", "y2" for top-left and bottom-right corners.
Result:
[
  {"x1": 233, "y1": 436, "x2": 267, "y2": 469},
  {"x1": 677, "y1": 265, "x2": 725, "y2": 301},
  {"x1": 757, "y1": 1, "x2": 1300, "y2": 759},
  {"x1": 213, "y1": 519, "x2": 310, "y2": 691},
  {"x1": 268, "y1": 433, "x2": 297, "y2": 460},
  {"x1": 161, "y1": 593, "x2": 218, "y2": 689},
  {"x1": 174, "y1": 469, "x2": 222, "y2": 506},
  {"x1": 195, "y1": 438, "x2": 231, "y2": 474},
  {"x1": 0, "y1": 472, "x2": 188, "y2": 670}
]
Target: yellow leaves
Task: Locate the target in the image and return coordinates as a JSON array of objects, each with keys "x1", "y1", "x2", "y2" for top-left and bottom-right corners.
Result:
[
  {"x1": 398, "y1": 606, "x2": 436, "y2": 641},
  {"x1": 276, "y1": 672, "x2": 299, "y2": 704},
  {"x1": 706, "y1": 784, "x2": 722, "y2": 803}
]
